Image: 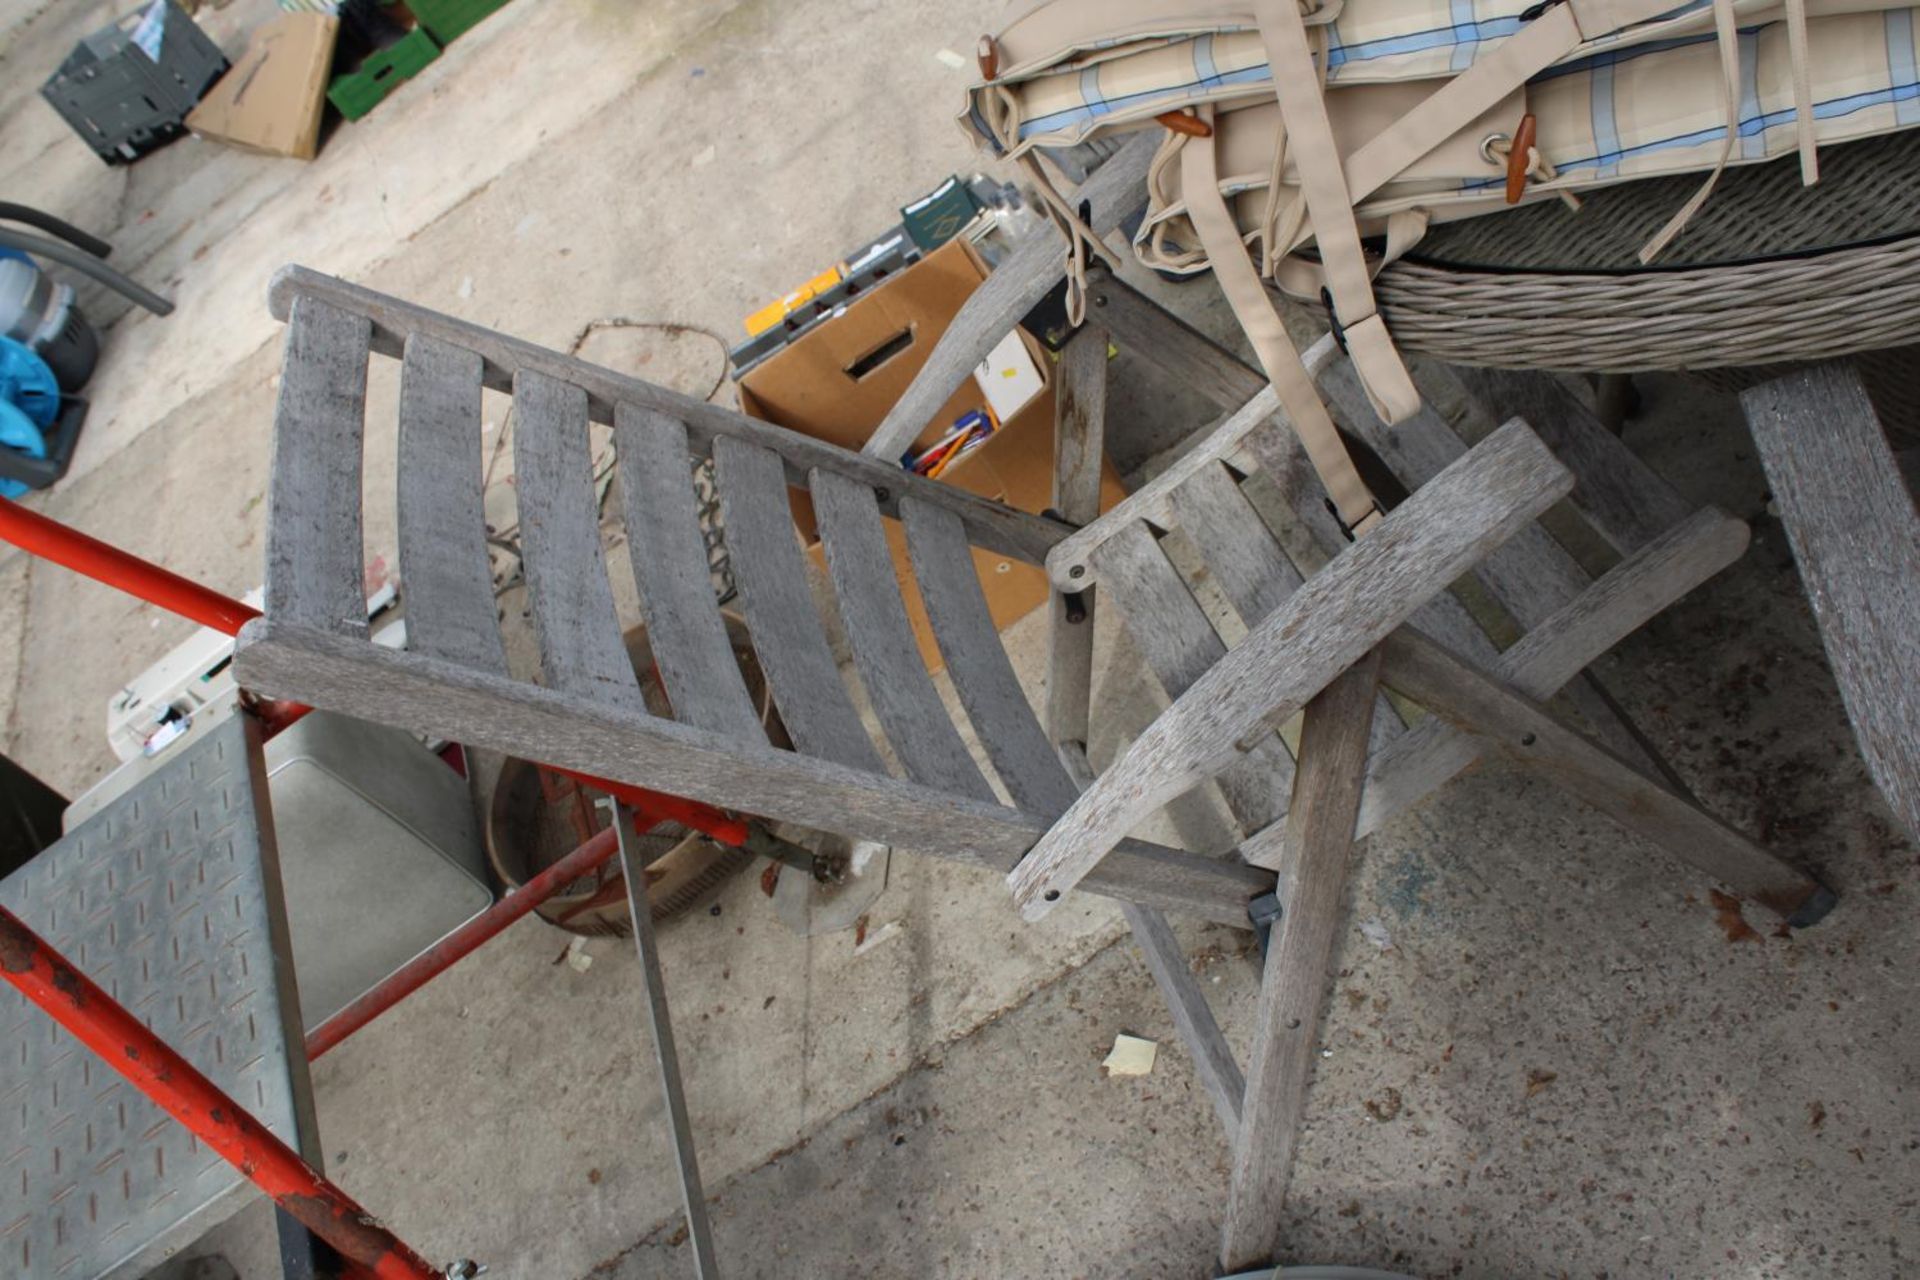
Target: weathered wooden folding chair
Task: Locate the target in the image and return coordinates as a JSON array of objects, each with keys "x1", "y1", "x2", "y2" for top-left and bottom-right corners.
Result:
[
  {"x1": 236, "y1": 250, "x2": 1836, "y2": 1274},
  {"x1": 1016, "y1": 294, "x2": 1846, "y2": 1269},
  {"x1": 954, "y1": 0, "x2": 1920, "y2": 849},
  {"x1": 241, "y1": 260, "x2": 1270, "y2": 1272}
]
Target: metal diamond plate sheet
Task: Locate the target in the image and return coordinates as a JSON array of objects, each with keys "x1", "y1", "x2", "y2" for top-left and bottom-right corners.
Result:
[{"x1": 0, "y1": 717, "x2": 314, "y2": 1279}]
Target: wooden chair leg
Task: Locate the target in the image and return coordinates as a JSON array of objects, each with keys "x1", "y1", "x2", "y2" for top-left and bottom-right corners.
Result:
[
  {"x1": 1219, "y1": 650, "x2": 1383, "y2": 1273},
  {"x1": 1059, "y1": 743, "x2": 1248, "y2": 1147},
  {"x1": 1741, "y1": 363, "x2": 1920, "y2": 843},
  {"x1": 1379, "y1": 631, "x2": 1836, "y2": 925},
  {"x1": 1593, "y1": 372, "x2": 1640, "y2": 434},
  {"x1": 1046, "y1": 332, "x2": 1252, "y2": 1146},
  {"x1": 1046, "y1": 324, "x2": 1108, "y2": 748},
  {"x1": 1122, "y1": 901, "x2": 1248, "y2": 1143}
]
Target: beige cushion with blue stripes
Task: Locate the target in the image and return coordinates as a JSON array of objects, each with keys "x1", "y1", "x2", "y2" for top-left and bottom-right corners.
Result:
[{"x1": 968, "y1": 0, "x2": 1920, "y2": 270}]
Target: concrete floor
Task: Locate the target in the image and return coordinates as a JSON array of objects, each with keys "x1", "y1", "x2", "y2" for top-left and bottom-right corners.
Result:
[{"x1": 3, "y1": 1, "x2": 1916, "y2": 1277}]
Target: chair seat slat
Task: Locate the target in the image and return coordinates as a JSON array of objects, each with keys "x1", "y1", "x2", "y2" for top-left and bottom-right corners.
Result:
[
  {"x1": 714, "y1": 437, "x2": 886, "y2": 772},
  {"x1": 812, "y1": 471, "x2": 994, "y2": 801},
  {"x1": 1164, "y1": 461, "x2": 1305, "y2": 625},
  {"x1": 1321, "y1": 363, "x2": 1588, "y2": 629},
  {"x1": 1240, "y1": 418, "x2": 1506, "y2": 669},
  {"x1": 615, "y1": 406, "x2": 766, "y2": 741},
  {"x1": 1168, "y1": 460, "x2": 1404, "y2": 767},
  {"x1": 1011, "y1": 419, "x2": 1575, "y2": 917},
  {"x1": 396, "y1": 335, "x2": 507, "y2": 675},
  {"x1": 511, "y1": 371, "x2": 647, "y2": 715},
  {"x1": 1450, "y1": 365, "x2": 1690, "y2": 554},
  {"x1": 1320, "y1": 369, "x2": 1678, "y2": 773},
  {"x1": 1093, "y1": 522, "x2": 1290, "y2": 835},
  {"x1": 267, "y1": 295, "x2": 372, "y2": 635},
  {"x1": 901, "y1": 497, "x2": 1079, "y2": 817}
]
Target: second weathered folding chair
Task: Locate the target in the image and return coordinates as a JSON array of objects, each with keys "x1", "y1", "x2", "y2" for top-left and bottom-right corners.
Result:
[
  {"x1": 1019, "y1": 293, "x2": 1836, "y2": 1271},
  {"x1": 235, "y1": 264, "x2": 1833, "y2": 1277}
]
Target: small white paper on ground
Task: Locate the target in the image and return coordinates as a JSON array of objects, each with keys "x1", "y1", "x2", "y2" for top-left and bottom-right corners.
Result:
[
  {"x1": 1103, "y1": 1033, "x2": 1158, "y2": 1077},
  {"x1": 853, "y1": 918, "x2": 903, "y2": 957}
]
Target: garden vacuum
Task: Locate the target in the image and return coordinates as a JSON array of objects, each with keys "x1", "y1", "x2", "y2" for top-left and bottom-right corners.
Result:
[{"x1": 0, "y1": 202, "x2": 173, "y2": 497}]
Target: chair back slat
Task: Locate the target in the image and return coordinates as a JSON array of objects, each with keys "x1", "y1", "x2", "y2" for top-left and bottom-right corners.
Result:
[
  {"x1": 1320, "y1": 361, "x2": 1588, "y2": 629},
  {"x1": 1164, "y1": 459, "x2": 1406, "y2": 774},
  {"x1": 395, "y1": 335, "x2": 508, "y2": 676},
  {"x1": 1093, "y1": 522, "x2": 1290, "y2": 834},
  {"x1": 267, "y1": 266, "x2": 1070, "y2": 568},
  {"x1": 713, "y1": 437, "x2": 886, "y2": 772},
  {"x1": 1011, "y1": 419, "x2": 1575, "y2": 916},
  {"x1": 614, "y1": 405, "x2": 766, "y2": 741},
  {"x1": 1161, "y1": 461, "x2": 1304, "y2": 626},
  {"x1": 811, "y1": 471, "x2": 995, "y2": 802},
  {"x1": 266, "y1": 295, "x2": 372, "y2": 635},
  {"x1": 511, "y1": 370, "x2": 646, "y2": 715}
]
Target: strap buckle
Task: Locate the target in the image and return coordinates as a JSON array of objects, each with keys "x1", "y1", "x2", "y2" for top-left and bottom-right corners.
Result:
[
  {"x1": 1319, "y1": 286, "x2": 1347, "y2": 353},
  {"x1": 1327, "y1": 496, "x2": 1384, "y2": 542},
  {"x1": 1248, "y1": 891, "x2": 1283, "y2": 961}
]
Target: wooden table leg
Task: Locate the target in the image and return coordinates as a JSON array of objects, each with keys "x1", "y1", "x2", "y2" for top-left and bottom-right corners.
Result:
[{"x1": 1741, "y1": 363, "x2": 1920, "y2": 842}]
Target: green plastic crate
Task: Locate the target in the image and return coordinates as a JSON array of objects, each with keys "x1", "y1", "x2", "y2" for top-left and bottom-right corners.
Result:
[
  {"x1": 407, "y1": 0, "x2": 513, "y2": 44},
  {"x1": 327, "y1": 27, "x2": 440, "y2": 121}
]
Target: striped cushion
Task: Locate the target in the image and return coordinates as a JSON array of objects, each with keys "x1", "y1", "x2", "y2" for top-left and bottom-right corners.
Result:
[{"x1": 966, "y1": 1, "x2": 1920, "y2": 268}]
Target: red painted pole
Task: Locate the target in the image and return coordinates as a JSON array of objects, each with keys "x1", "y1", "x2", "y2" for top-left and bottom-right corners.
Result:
[
  {"x1": 0, "y1": 905, "x2": 444, "y2": 1280},
  {"x1": 307, "y1": 821, "x2": 624, "y2": 1059},
  {"x1": 0, "y1": 497, "x2": 262, "y2": 634},
  {"x1": 0, "y1": 496, "x2": 747, "y2": 840},
  {"x1": 0, "y1": 496, "x2": 313, "y2": 731},
  {"x1": 545, "y1": 765, "x2": 750, "y2": 846}
]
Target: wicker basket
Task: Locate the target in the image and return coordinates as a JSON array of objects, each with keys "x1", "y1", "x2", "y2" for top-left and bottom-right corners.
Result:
[{"x1": 1364, "y1": 130, "x2": 1920, "y2": 379}]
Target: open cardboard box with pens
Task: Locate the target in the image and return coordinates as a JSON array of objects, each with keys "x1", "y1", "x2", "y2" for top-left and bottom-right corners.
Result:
[{"x1": 735, "y1": 236, "x2": 1124, "y2": 673}]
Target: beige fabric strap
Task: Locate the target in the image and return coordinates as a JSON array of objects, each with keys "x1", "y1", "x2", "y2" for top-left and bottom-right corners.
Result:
[
  {"x1": 1253, "y1": 0, "x2": 1421, "y2": 426},
  {"x1": 1337, "y1": 0, "x2": 1687, "y2": 207},
  {"x1": 1342, "y1": 4, "x2": 1585, "y2": 204},
  {"x1": 1271, "y1": 207, "x2": 1430, "y2": 298},
  {"x1": 1785, "y1": 0, "x2": 1821, "y2": 183},
  {"x1": 1637, "y1": 0, "x2": 1742, "y2": 261},
  {"x1": 1181, "y1": 109, "x2": 1382, "y2": 537},
  {"x1": 1015, "y1": 151, "x2": 1118, "y2": 325},
  {"x1": 984, "y1": 85, "x2": 1118, "y2": 326}
]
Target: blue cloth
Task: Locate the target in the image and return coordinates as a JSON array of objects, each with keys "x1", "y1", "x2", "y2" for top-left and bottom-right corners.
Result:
[{"x1": 0, "y1": 337, "x2": 58, "y2": 498}]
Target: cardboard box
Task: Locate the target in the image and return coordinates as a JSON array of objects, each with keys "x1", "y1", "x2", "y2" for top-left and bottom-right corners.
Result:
[
  {"x1": 736, "y1": 236, "x2": 1123, "y2": 671},
  {"x1": 185, "y1": 12, "x2": 337, "y2": 160}
]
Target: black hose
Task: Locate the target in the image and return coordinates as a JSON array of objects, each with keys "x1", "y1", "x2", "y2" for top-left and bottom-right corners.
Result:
[
  {"x1": 0, "y1": 204, "x2": 112, "y2": 260},
  {"x1": 0, "y1": 227, "x2": 172, "y2": 317}
]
